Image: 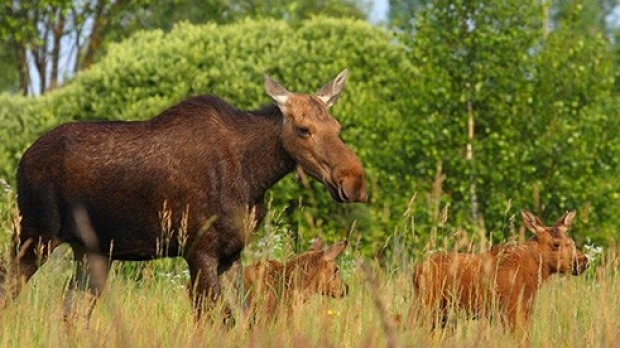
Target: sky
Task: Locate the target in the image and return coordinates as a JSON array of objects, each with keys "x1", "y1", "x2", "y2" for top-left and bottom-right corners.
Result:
[{"x1": 370, "y1": 0, "x2": 389, "y2": 24}]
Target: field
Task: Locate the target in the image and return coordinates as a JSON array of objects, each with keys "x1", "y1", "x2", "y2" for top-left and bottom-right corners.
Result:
[
  {"x1": 1, "y1": 1, "x2": 619, "y2": 347},
  {"x1": 0, "y1": 190, "x2": 618, "y2": 348}
]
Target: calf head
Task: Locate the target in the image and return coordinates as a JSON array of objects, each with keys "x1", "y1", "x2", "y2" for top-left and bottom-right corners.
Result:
[
  {"x1": 521, "y1": 210, "x2": 588, "y2": 275},
  {"x1": 304, "y1": 239, "x2": 349, "y2": 298},
  {"x1": 264, "y1": 70, "x2": 367, "y2": 203}
]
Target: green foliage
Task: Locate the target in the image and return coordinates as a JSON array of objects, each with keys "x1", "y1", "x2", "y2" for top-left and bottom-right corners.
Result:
[
  {"x1": 389, "y1": 0, "x2": 620, "y2": 251},
  {"x1": 0, "y1": 42, "x2": 18, "y2": 92},
  {"x1": 0, "y1": 12, "x2": 618, "y2": 258}
]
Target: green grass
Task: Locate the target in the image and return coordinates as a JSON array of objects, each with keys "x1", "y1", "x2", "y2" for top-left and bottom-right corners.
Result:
[{"x1": 0, "y1": 244, "x2": 618, "y2": 347}]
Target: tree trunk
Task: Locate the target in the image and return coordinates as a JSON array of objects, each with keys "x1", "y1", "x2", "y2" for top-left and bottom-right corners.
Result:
[
  {"x1": 82, "y1": 0, "x2": 107, "y2": 69},
  {"x1": 82, "y1": 0, "x2": 129, "y2": 69},
  {"x1": 14, "y1": 42, "x2": 29, "y2": 95},
  {"x1": 50, "y1": 8, "x2": 66, "y2": 90},
  {"x1": 466, "y1": 100, "x2": 478, "y2": 221},
  {"x1": 71, "y1": 6, "x2": 82, "y2": 74},
  {"x1": 32, "y1": 40, "x2": 47, "y2": 95}
]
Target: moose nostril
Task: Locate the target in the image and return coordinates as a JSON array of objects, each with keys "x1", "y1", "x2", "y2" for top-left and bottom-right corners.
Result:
[
  {"x1": 337, "y1": 176, "x2": 368, "y2": 203},
  {"x1": 338, "y1": 180, "x2": 350, "y2": 201},
  {"x1": 358, "y1": 186, "x2": 368, "y2": 203}
]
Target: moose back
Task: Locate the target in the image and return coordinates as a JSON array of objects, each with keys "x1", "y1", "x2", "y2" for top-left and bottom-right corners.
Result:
[{"x1": 0, "y1": 70, "x2": 367, "y2": 320}]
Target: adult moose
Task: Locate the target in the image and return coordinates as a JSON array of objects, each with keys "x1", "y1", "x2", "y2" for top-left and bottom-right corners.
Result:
[{"x1": 0, "y1": 69, "x2": 367, "y2": 322}]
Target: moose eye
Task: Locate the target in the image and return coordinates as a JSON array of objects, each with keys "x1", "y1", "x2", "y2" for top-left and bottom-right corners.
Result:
[{"x1": 296, "y1": 126, "x2": 311, "y2": 138}]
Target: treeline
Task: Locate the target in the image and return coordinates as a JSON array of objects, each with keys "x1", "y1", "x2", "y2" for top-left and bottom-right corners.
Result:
[{"x1": 0, "y1": 2, "x2": 618, "y2": 258}]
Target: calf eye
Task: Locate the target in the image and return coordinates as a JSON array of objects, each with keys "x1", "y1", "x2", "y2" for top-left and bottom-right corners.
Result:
[{"x1": 296, "y1": 126, "x2": 311, "y2": 138}]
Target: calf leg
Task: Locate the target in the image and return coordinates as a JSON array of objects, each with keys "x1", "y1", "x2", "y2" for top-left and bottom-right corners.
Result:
[
  {"x1": 501, "y1": 297, "x2": 534, "y2": 347},
  {"x1": 63, "y1": 246, "x2": 110, "y2": 326}
]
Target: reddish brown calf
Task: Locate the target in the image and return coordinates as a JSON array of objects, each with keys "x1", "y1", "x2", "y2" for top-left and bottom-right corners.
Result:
[
  {"x1": 413, "y1": 210, "x2": 588, "y2": 334},
  {"x1": 243, "y1": 238, "x2": 348, "y2": 323}
]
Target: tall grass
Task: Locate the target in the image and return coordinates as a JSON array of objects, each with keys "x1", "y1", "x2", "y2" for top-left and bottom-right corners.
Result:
[
  {"x1": 0, "y1": 191, "x2": 618, "y2": 347},
  {"x1": 0, "y1": 252, "x2": 617, "y2": 347}
]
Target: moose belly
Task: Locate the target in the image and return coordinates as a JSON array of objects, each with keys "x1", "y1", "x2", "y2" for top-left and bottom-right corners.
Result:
[{"x1": 64, "y1": 202, "x2": 184, "y2": 261}]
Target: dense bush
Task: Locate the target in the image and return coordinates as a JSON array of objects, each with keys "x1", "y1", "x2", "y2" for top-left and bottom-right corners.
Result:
[{"x1": 0, "y1": 15, "x2": 618, "y2": 258}]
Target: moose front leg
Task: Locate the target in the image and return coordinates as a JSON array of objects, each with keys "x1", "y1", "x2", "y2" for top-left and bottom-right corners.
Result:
[{"x1": 187, "y1": 253, "x2": 232, "y2": 325}]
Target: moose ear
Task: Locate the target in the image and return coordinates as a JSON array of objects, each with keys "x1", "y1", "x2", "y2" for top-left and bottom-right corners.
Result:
[
  {"x1": 322, "y1": 241, "x2": 348, "y2": 261},
  {"x1": 309, "y1": 237, "x2": 324, "y2": 251},
  {"x1": 553, "y1": 210, "x2": 576, "y2": 233},
  {"x1": 264, "y1": 73, "x2": 291, "y2": 108},
  {"x1": 520, "y1": 210, "x2": 547, "y2": 236},
  {"x1": 315, "y1": 69, "x2": 348, "y2": 108}
]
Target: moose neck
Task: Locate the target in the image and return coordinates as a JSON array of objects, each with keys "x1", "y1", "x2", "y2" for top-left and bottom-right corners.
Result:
[
  {"x1": 238, "y1": 105, "x2": 296, "y2": 202},
  {"x1": 521, "y1": 240, "x2": 554, "y2": 282},
  {"x1": 493, "y1": 241, "x2": 553, "y2": 283}
]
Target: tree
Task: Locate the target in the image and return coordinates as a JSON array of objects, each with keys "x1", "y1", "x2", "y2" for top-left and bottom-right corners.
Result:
[
  {"x1": 0, "y1": 0, "x2": 368, "y2": 95},
  {"x1": 0, "y1": 0, "x2": 146, "y2": 94},
  {"x1": 0, "y1": 41, "x2": 18, "y2": 92},
  {"x1": 389, "y1": 0, "x2": 619, "y2": 247}
]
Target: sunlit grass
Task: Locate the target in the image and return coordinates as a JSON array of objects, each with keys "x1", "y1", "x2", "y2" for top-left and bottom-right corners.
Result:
[
  {"x1": 0, "y1": 190, "x2": 618, "y2": 347},
  {"x1": 0, "y1": 244, "x2": 617, "y2": 347}
]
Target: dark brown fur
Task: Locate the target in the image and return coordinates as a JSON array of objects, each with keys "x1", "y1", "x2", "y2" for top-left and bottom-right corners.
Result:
[
  {"x1": 0, "y1": 70, "x2": 366, "y2": 322},
  {"x1": 412, "y1": 210, "x2": 588, "y2": 334},
  {"x1": 243, "y1": 239, "x2": 348, "y2": 322}
]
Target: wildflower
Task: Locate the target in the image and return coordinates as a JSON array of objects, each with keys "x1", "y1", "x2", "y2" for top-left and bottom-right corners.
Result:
[
  {"x1": 0, "y1": 179, "x2": 11, "y2": 193},
  {"x1": 326, "y1": 309, "x2": 340, "y2": 316},
  {"x1": 584, "y1": 244, "x2": 603, "y2": 264}
]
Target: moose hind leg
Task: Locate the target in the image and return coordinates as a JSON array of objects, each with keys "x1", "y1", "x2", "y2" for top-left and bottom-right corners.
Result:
[
  {"x1": 63, "y1": 246, "x2": 110, "y2": 326},
  {"x1": 0, "y1": 231, "x2": 60, "y2": 308}
]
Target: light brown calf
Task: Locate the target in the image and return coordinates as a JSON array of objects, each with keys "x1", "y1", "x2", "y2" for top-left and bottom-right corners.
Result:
[
  {"x1": 413, "y1": 210, "x2": 588, "y2": 334},
  {"x1": 243, "y1": 239, "x2": 348, "y2": 322}
]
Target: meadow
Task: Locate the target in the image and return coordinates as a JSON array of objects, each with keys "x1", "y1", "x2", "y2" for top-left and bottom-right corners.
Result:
[
  {"x1": 1, "y1": 3, "x2": 619, "y2": 347},
  {"x1": 0, "y1": 188, "x2": 618, "y2": 348}
]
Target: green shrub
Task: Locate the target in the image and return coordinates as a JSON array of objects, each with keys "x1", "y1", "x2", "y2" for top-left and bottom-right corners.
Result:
[{"x1": 0, "y1": 15, "x2": 618, "y2": 258}]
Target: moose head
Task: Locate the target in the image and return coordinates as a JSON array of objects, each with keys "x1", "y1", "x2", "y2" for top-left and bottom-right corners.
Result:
[{"x1": 264, "y1": 70, "x2": 367, "y2": 203}]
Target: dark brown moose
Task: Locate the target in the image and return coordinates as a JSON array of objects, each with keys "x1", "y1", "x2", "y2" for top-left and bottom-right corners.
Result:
[
  {"x1": 243, "y1": 238, "x2": 348, "y2": 323},
  {"x1": 0, "y1": 70, "x2": 367, "y2": 322},
  {"x1": 412, "y1": 210, "x2": 588, "y2": 335}
]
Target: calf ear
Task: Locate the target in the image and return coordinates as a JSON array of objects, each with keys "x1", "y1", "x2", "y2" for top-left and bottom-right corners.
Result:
[
  {"x1": 322, "y1": 241, "x2": 348, "y2": 261},
  {"x1": 553, "y1": 210, "x2": 576, "y2": 233},
  {"x1": 315, "y1": 69, "x2": 348, "y2": 108},
  {"x1": 244, "y1": 265, "x2": 258, "y2": 284},
  {"x1": 244, "y1": 263, "x2": 269, "y2": 285},
  {"x1": 521, "y1": 210, "x2": 547, "y2": 236},
  {"x1": 264, "y1": 73, "x2": 291, "y2": 109},
  {"x1": 309, "y1": 237, "x2": 324, "y2": 251}
]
